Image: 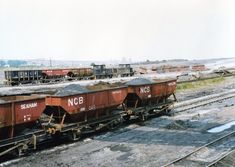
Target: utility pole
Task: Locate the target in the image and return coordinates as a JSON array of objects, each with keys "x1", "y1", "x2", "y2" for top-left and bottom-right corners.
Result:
[{"x1": 49, "y1": 58, "x2": 52, "y2": 67}]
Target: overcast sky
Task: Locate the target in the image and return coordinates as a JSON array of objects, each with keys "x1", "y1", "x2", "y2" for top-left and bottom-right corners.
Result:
[{"x1": 0, "y1": 0, "x2": 235, "y2": 62}]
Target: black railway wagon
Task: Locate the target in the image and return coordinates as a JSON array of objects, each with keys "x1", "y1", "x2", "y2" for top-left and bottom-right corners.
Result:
[{"x1": 4, "y1": 70, "x2": 42, "y2": 85}]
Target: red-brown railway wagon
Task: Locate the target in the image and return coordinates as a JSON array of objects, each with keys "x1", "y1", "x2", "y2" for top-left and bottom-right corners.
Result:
[
  {"x1": 69, "y1": 68, "x2": 93, "y2": 77},
  {"x1": 0, "y1": 95, "x2": 46, "y2": 139},
  {"x1": 45, "y1": 87, "x2": 128, "y2": 123},
  {"x1": 125, "y1": 78, "x2": 177, "y2": 108},
  {"x1": 151, "y1": 79, "x2": 177, "y2": 99},
  {"x1": 192, "y1": 64, "x2": 206, "y2": 71},
  {"x1": 42, "y1": 69, "x2": 70, "y2": 77},
  {"x1": 42, "y1": 68, "x2": 93, "y2": 78}
]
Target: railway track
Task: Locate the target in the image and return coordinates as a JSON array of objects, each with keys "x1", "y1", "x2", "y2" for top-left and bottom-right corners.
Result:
[
  {"x1": 206, "y1": 149, "x2": 235, "y2": 167},
  {"x1": 171, "y1": 89, "x2": 235, "y2": 113},
  {"x1": 161, "y1": 131, "x2": 235, "y2": 167},
  {"x1": 160, "y1": 89, "x2": 235, "y2": 166}
]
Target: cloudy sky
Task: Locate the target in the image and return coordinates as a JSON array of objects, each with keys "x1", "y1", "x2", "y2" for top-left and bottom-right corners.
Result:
[{"x1": 0, "y1": 0, "x2": 235, "y2": 62}]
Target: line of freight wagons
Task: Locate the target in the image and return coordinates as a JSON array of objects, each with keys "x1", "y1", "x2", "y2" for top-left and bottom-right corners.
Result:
[
  {"x1": 4, "y1": 64, "x2": 134, "y2": 85},
  {"x1": 0, "y1": 78, "x2": 177, "y2": 156}
]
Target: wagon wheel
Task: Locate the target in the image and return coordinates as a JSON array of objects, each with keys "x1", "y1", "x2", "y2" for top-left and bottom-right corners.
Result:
[
  {"x1": 12, "y1": 148, "x2": 22, "y2": 157},
  {"x1": 139, "y1": 113, "x2": 148, "y2": 122},
  {"x1": 68, "y1": 129, "x2": 81, "y2": 141},
  {"x1": 107, "y1": 122, "x2": 115, "y2": 130},
  {"x1": 123, "y1": 115, "x2": 130, "y2": 122},
  {"x1": 12, "y1": 144, "x2": 28, "y2": 157},
  {"x1": 164, "y1": 108, "x2": 172, "y2": 116}
]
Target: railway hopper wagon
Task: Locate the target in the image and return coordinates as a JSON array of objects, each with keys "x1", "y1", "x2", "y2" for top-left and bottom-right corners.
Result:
[
  {"x1": 124, "y1": 78, "x2": 177, "y2": 120},
  {"x1": 0, "y1": 95, "x2": 46, "y2": 140},
  {"x1": 44, "y1": 85, "x2": 128, "y2": 139}
]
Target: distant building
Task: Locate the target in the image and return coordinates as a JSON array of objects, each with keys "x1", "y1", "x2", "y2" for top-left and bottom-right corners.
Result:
[
  {"x1": 156, "y1": 65, "x2": 190, "y2": 73},
  {"x1": 192, "y1": 64, "x2": 207, "y2": 71}
]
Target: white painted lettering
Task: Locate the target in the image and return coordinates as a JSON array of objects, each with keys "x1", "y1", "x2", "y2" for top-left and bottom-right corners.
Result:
[
  {"x1": 68, "y1": 97, "x2": 84, "y2": 107},
  {"x1": 79, "y1": 97, "x2": 83, "y2": 104},
  {"x1": 21, "y1": 102, "x2": 38, "y2": 110},
  {"x1": 140, "y1": 86, "x2": 150, "y2": 94},
  {"x1": 68, "y1": 98, "x2": 74, "y2": 107},
  {"x1": 74, "y1": 98, "x2": 79, "y2": 105},
  {"x1": 23, "y1": 114, "x2": 31, "y2": 122},
  {"x1": 88, "y1": 105, "x2": 96, "y2": 110},
  {"x1": 112, "y1": 90, "x2": 121, "y2": 94},
  {"x1": 168, "y1": 82, "x2": 176, "y2": 86}
]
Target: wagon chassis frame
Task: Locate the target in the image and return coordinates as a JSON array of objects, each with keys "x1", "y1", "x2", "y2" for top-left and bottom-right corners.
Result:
[
  {"x1": 0, "y1": 99, "x2": 174, "y2": 158},
  {"x1": 0, "y1": 110, "x2": 124, "y2": 157}
]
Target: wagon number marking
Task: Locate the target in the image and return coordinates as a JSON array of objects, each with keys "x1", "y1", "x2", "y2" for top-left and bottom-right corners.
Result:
[
  {"x1": 140, "y1": 86, "x2": 150, "y2": 94},
  {"x1": 68, "y1": 97, "x2": 84, "y2": 107},
  {"x1": 24, "y1": 115, "x2": 31, "y2": 122},
  {"x1": 168, "y1": 82, "x2": 176, "y2": 86},
  {"x1": 88, "y1": 105, "x2": 96, "y2": 110}
]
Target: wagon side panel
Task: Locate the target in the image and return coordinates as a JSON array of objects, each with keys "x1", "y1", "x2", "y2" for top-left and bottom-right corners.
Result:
[
  {"x1": 166, "y1": 80, "x2": 177, "y2": 95},
  {"x1": 86, "y1": 91, "x2": 109, "y2": 111},
  {"x1": 0, "y1": 104, "x2": 12, "y2": 127},
  {"x1": 14, "y1": 98, "x2": 46, "y2": 124},
  {"x1": 108, "y1": 88, "x2": 128, "y2": 106}
]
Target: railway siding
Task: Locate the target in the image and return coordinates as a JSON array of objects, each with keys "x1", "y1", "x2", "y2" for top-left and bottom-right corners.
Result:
[{"x1": 162, "y1": 131, "x2": 235, "y2": 167}]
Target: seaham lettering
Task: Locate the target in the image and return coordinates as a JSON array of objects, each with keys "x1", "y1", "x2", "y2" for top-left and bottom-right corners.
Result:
[{"x1": 21, "y1": 102, "x2": 38, "y2": 110}]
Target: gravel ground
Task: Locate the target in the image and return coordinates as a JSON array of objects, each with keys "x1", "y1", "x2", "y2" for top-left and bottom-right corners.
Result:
[
  {"x1": 214, "y1": 150, "x2": 235, "y2": 166},
  {"x1": 176, "y1": 76, "x2": 235, "y2": 101},
  {"x1": 1, "y1": 76, "x2": 235, "y2": 167}
]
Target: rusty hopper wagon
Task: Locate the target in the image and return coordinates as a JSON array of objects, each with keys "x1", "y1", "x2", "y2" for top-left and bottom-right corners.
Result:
[
  {"x1": 124, "y1": 78, "x2": 177, "y2": 120},
  {"x1": 43, "y1": 78, "x2": 176, "y2": 138},
  {"x1": 45, "y1": 86, "x2": 128, "y2": 122},
  {"x1": 0, "y1": 95, "x2": 45, "y2": 140},
  {"x1": 44, "y1": 84, "x2": 128, "y2": 139}
]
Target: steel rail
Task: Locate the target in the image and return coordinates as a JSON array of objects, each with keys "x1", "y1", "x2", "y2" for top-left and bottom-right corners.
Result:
[
  {"x1": 206, "y1": 149, "x2": 235, "y2": 167},
  {"x1": 171, "y1": 91, "x2": 235, "y2": 113},
  {"x1": 161, "y1": 131, "x2": 235, "y2": 167}
]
